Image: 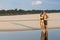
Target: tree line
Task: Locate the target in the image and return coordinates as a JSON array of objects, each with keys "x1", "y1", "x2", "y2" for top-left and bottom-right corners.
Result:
[{"x1": 0, "y1": 9, "x2": 60, "y2": 16}]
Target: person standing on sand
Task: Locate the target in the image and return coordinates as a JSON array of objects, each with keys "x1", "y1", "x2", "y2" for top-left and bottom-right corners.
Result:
[
  {"x1": 43, "y1": 11, "x2": 48, "y2": 31},
  {"x1": 40, "y1": 11, "x2": 44, "y2": 30}
]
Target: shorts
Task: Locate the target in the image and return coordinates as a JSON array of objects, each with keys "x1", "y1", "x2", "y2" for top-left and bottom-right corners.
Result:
[{"x1": 44, "y1": 20, "x2": 47, "y2": 25}]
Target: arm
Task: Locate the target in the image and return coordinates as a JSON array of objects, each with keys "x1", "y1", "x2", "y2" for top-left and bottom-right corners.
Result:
[{"x1": 40, "y1": 15, "x2": 43, "y2": 20}]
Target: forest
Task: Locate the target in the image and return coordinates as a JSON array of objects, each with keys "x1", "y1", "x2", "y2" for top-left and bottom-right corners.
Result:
[{"x1": 0, "y1": 9, "x2": 60, "y2": 16}]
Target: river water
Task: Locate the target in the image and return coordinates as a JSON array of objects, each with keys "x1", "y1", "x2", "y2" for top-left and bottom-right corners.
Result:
[{"x1": 0, "y1": 29, "x2": 60, "y2": 40}]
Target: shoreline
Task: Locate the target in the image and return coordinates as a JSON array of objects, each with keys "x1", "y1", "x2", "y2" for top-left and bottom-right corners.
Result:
[{"x1": 0, "y1": 27, "x2": 60, "y2": 31}]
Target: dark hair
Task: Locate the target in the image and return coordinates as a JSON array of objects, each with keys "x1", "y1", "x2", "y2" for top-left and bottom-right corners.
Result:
[{"x1": 40, "y1": 11, "x2": 43, "y2": 16}]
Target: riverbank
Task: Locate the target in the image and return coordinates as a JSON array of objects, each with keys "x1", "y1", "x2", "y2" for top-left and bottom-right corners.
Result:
[{"x1": 0, "y1": 13, "x2": 60, "y2": 31}]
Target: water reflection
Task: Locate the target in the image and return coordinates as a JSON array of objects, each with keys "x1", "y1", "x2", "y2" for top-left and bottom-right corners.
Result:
[{"x1": 41, "y1": 31, "x2": 48, "y2": 40}]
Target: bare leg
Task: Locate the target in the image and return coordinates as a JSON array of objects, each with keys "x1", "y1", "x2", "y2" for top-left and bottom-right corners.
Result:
[
  {"x1": 42, "y1": 23, "x2": 44, "y2": 30},
  {"x1": 40, "y1": 23, "x2": 44, "y2": 30},
  {"x1": 45, "y1": 25, "x2": 48, "y2": 32}
]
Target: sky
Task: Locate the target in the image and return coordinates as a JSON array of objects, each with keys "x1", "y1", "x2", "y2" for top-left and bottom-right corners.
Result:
[{"x1": 0, "y1": 0, "x2": 60, "y2": 10}]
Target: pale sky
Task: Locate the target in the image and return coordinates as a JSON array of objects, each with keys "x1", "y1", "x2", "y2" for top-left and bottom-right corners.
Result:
[{"x1": 0, "y1": 0, "x2": 60, "y2": 10}]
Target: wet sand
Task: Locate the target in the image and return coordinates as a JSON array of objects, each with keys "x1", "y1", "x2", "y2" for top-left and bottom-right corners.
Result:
[{"x1": 0, "y1": 13, "x2": 60, "y2": 31}]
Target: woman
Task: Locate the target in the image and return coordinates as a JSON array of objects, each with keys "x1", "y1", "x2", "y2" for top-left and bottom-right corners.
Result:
[
  {"x1": 43, "y1": 11, "x2": 48, "y2": 31},
  {"x1": 40, "y1": 11, "x2": 44, "y2": 30}
]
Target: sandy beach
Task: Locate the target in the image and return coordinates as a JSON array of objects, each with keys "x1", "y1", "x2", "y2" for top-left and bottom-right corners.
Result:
[{"x1": 0, "y1": 13, "x2": 60, "y2": 31}]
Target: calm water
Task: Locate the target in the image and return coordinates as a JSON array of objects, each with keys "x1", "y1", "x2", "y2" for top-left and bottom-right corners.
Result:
[{"x1": 0, "y1": 29, "x2": 60, "y2": 40}]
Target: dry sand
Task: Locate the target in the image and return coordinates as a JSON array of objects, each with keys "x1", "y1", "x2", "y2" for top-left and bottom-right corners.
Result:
[{"x1": 0, "y1": 13, "x2": 60, "y2": 31}]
